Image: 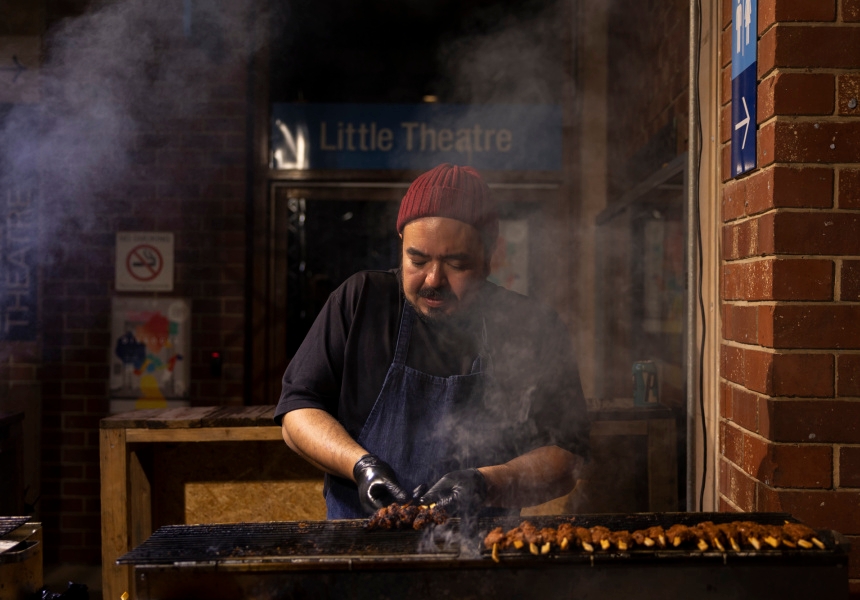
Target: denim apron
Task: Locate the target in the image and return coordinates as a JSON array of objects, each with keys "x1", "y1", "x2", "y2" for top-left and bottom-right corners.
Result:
[{"x1": 325, "y1": 302, "x2": 494, "y2": 519}]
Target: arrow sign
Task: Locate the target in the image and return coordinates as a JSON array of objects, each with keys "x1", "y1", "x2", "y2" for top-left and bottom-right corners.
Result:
[
  {"x1": 734, "y1": 96, "x2": 751, "y2": 150},
  {"x1": 731, "y1": 0, "x2": 757, "y2": 177}
]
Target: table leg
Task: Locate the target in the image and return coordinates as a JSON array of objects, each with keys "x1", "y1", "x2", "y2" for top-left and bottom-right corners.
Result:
[{"x1": 101, "y1": 427, "x2": 133, "y2": 600}]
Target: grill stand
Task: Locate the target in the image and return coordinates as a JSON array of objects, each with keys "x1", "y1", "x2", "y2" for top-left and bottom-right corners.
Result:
[
  {"x1": 120, "y1": 514, "x2": 851, "y2": 600},
  {"x1": 132, "y1": 559, "x2": 849, "y2": 600}
]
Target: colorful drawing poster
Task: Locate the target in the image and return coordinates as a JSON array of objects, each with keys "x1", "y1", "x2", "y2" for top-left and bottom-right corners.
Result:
[
  {"x1": 109, "y1": 297, "x2": 190, "y2": 413},
  {"x1": 489, "y1": 219, "x2": 529, "y2": 296}
]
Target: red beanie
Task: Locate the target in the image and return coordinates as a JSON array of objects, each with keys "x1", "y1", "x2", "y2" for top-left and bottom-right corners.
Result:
[{"x1": 396, "y1": 164, "x2": 498, "y2": 250}]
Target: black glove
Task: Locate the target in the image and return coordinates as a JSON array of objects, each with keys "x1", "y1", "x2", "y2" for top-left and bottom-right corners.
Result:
[
  {"x1": 353, "y1": 454, "x2": 409, "y2": 514},
  {"x1": 418, "y1": 469, "x2": 488, "y2": 516}
]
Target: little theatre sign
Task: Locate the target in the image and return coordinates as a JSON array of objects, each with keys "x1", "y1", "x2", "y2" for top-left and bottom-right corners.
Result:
[{"x1": 270, "y1": 103, "x2": 562, "y2": 171}]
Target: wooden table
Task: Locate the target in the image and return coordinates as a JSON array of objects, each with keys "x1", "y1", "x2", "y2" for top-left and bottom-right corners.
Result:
[
  {"x1": 583, "y1": 404, "x2": 679, "y2": 513},
  {"x1": 99, "y1": 406, "x2": 326, "y2": 600}
]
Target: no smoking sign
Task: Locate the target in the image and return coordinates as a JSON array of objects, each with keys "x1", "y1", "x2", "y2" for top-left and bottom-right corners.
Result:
[{"x1": 116, "y1": 232, "x2": 174, "y2": 291}]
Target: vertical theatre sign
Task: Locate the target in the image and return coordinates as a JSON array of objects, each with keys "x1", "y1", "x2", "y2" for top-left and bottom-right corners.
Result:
[
  {"x1": 0, "y1": 37, "x2": 41, "y2": 341},
  {"x1": 731, "y1": 0, "x2": 757, "y2": 177},
  {"x1": 0, "y1": 184, "x2": 38, "y2": 341}
]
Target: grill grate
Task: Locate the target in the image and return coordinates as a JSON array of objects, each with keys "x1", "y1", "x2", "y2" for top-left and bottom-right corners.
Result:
[
  {"x1": 118, "y1": 512, "x2": 845, "y2": 567},
  {"x1": 0, "y1": 517, "x2": 30, "y2": 539},
  {"x1": 118, "y1": 519, "x2": 462, "y2": 565}
]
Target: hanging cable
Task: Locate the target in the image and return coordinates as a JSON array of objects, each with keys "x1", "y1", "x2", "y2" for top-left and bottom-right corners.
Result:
[{"x1": 693, "y1": 0, "x2": 707, "y2": 512}]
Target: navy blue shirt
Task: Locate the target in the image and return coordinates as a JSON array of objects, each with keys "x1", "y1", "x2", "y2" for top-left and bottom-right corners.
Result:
[{"x1": 275, "y1": 269, "x2": 590, "y2": 461}]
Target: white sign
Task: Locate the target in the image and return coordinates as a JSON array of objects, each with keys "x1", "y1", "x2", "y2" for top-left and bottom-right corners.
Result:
[{"x1": 115, "y1": 232, "x2": 174, "y2": 291}]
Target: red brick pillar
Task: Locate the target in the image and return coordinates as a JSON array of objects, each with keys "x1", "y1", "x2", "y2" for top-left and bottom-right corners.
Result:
[{"x1": 719, "y1": 0, "x2": 860, "y2": 593}]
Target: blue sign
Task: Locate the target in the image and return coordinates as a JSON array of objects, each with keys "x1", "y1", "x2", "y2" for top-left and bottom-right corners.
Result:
[
  {"x1": 0, "y1": 185, "x2": 39, "y2": 341},
  {"x1": 731, "y1": 0, "x2": 757, "y2": 177},
  {"x1": 270, "y1": 103, "x2": 562, "y2": 171},
  {"x1": 731, "y1": 65, "x2": 757, "y2": 176}
]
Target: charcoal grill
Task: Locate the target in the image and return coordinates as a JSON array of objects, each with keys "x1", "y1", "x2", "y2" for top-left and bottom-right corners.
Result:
[
  {"x1": 119, "y1": 513, "x2": 850, "y2": 599},
  {"x1": 0, "y1": 517, "x2": 43, "y2": 599}
]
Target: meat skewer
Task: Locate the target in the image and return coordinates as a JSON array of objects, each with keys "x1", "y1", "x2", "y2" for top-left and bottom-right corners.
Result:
[
  {"x1": 366, "y1": 502, "x2": 448, "y2": 531},
  {"x1": 484, "y1": 527, "x2": 506, "y2": 563},
  {"x1": 573, "y1": 526, "x2": 595, "y2": 552},
  {"x1": 716, "y1": 522, "x2": 743, "y2": 551},
  {"x1": 761, "y1": 524, "x2": 784, "y2": 549},
  {"x1": 539, "y1": 527, "x2": 558, "y2": 555},
  {"x1": 556, "y1": 522, "x2": 575, "y2": 551},
  {"x1": 609, "y1": 530, "x2": 632, "y2": 551},
  {"x1": 589, "y1": 526, "x2": 612, "y2": 551},
  {"x1": 782, "y1": 522, "x2": 826, "y2": 549},
  {"x1": 665, "y1": 524, "x2": 696, "y2": 548},
  {"x1": 631, "y1": 525, "x2": 667, "y2": 548},
  {"x1": 694, "y1": 521, "x2": 725, "y2": 552},
  {"x1": 735, "y1": 521, "x2": 765, "y2": 550},
  {"x1": 482, "y1": 519, "x2": 827, "y2": 560}
]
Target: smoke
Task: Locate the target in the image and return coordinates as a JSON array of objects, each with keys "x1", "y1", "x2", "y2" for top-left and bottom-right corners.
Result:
[
  {"x1": 0, "y1": 0, "x2": 277, "y2": 352},
  {"x1": 0, "y1": 0, "x2": 270, "y2": 257},
  {"x1": 435, "y1": 0, "x2": 566, "y2": 105}
]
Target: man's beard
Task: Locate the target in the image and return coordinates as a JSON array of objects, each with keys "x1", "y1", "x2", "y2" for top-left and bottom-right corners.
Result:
[
  {"x1": 409, "y1": 287, "x2": 457, "y2": 324},
  {"x1": 405, "y1": 285, "x2": 484, "y2": 331}
]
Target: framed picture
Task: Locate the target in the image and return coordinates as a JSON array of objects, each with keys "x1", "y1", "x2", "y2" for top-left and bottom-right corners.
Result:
[
  {"x1": 489, "y1": 218, "x2": 529, "y2": 296},
  {"x1": 109, "y1": 297, "x2": 190, "y2": 413}
]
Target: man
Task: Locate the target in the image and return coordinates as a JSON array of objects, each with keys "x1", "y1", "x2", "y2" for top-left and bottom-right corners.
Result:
[{"x1": 275, "y1": 163, "x2": 590, "y2": 519}]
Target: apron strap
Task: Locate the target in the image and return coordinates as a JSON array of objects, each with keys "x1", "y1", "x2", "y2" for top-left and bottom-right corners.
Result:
[
  {"x1": 392, "y1": 301, "x2": 416, "y2": 366},
  {"x1": 471, "y1": 316, "x2": 493, "y2": 375}
]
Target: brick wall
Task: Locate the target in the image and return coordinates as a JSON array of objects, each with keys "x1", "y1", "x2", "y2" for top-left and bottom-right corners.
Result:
[
  {"x1": 718, "y1": 0, "x2": 860, "y2": 593},
  {"x1": 0, "y1": 0, "x2": 257, "y2": 565}
]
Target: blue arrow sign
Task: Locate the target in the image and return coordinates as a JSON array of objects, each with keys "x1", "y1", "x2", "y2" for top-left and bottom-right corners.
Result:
[
  {"x1": 731, "y1": 0, "x2": 757, "y2": 177},
  {"x1": 731, "y1": 65, "x2": 757, "y2": 176}
]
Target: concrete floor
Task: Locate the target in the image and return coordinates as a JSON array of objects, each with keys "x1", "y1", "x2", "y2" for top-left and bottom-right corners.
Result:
[{"x1": 43, "y1": 564, "x2": 102, "y2": 598}]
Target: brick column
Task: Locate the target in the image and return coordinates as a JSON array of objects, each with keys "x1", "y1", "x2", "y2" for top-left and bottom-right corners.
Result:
[{"x1": 718, "y1": 0, "x2": 860, "y2": 593}]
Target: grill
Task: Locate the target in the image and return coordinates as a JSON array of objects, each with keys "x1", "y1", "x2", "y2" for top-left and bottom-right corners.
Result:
[
  {"x1": 0, "y1": 516, "x2": 29, "y2": 539},
  {"x1": 120, "y1": 513, "x2": 851, "y2": 599},
  {"x1": 0, "y1": 517, "x2": 43, "y2": 599}
]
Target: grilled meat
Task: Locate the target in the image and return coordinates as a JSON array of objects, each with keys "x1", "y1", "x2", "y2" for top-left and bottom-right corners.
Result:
[
  {"x1": 631, "y1": 525, "x2": 666, "y2": 548},
  {"x1": 589, "y1": 526, "x2": 612, "y2": 551},
  {"x1": 366, "y1": 503, "x2": 448, "y2": 531},
  {"x1": 482, "y1": 519, "x2": 827, "y2": 560},
  {"x1": 609, "y1": 530, "x2": 632, "y2": 551},
  {"x1": 666, "y1": 524, "x2": 699, "y2": 547}
]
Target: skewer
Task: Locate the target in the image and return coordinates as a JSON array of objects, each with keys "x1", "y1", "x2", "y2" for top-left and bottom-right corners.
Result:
[
  {"x1": 589, "y1": 526, "x2": 612, "y2": 551},
  {"x1": 482, "y1": 519, "x2": 828, "y2": 559}
]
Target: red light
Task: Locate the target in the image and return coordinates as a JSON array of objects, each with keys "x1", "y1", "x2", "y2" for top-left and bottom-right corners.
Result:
[{"x1": 211, "y1": 352, "x2": 220, "y2": 359}]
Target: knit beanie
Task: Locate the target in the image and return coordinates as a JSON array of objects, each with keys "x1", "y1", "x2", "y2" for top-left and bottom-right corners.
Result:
[{"x1": 396, "y1": 164, "x2": 498, "y2": 251}]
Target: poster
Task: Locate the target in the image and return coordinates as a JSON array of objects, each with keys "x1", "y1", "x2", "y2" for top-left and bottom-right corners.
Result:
[
  {"x1": 489, "y1": 219, "x2": 529, "y2": 295},
  {"x1": 109, "y1": 297, "x2": 190, "y2": 413}
]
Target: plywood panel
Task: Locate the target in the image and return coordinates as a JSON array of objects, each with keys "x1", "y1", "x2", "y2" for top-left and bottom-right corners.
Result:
[
  {"x1": 151, "y1": 440, "x2": 325, "y2": 528},
  {"x1": 185, "y1": 481, "x2": 326, "y2": 523}
]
